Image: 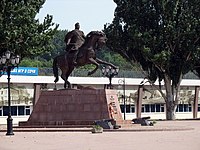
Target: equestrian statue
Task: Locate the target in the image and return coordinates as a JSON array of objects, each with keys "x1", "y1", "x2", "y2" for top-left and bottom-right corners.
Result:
[{"x1": 53, "y1": 31, "x2": 117, "y2": 89}]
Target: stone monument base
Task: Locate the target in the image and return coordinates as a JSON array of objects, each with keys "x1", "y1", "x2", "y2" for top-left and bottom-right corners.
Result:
[{"x1": 19, "y1": 89, "x2": 124, "y2": 127}]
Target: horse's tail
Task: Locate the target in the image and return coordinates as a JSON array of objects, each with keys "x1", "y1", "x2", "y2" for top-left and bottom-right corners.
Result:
[{"x1": 53, "y1": 57, "x2": 59, "y2": 83}]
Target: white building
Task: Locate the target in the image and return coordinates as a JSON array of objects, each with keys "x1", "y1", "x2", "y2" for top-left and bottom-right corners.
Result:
[{"x1": 0, "y1": 73, "x2": 200, "y2": 125}]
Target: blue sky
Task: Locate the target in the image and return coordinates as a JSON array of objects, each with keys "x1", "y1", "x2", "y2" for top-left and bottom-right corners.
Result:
[{"x1": 36, "y1": 0, "x2": 117, "y2": 34}]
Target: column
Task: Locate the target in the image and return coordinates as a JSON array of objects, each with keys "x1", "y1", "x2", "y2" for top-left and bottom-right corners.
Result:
[
  {"x1": 136, "y1": 85, "x2": 143, "y2": 118},
  {"x1": 193, "y1": 86, "x2": 199, "y2": 119},
  {"x1": 33, "y1": 83, "x2": 41, "y2": 106}
]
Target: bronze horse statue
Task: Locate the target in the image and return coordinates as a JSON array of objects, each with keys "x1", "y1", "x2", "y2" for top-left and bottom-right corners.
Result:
[{"x1": 53, "y1": 31, "x2": 117, "y2": 88}]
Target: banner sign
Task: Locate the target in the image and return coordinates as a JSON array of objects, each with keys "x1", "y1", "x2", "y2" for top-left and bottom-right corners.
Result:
[{"x1": 11, "y1": 67, "x2": 38, "y2": 76}]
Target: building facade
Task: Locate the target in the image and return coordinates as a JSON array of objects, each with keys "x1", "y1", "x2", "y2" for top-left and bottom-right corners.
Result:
[{"x1": 0, "y1": 71, "x2": 200, "y2": 125}]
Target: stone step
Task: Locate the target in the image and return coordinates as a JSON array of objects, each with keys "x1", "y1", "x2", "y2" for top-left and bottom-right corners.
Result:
[
  {"x1": 116, "y1": 120, "x2": 141, "y2": 128},
  {"x1": 116, "y1": 120, "x2": 132, "y2": 124},
  {"x1": 19, "y1": 120, "x2": 96, "y2": 126}
]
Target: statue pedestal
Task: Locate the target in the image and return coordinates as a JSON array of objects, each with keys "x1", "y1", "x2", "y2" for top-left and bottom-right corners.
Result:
[{"x1": 19, "y1": 89, "x2": 123, "y2": 127}]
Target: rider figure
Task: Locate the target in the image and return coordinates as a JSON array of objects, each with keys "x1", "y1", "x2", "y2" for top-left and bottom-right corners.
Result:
[{"x1": 64, "y1": 22, "x2": 85, "y2": 65}]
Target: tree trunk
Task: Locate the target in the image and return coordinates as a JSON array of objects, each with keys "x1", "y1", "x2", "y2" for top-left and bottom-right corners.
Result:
[
  {"x1": 164, "y1": 75, "x2": 176, "y2": 120},
  {"x1": 166, "y1": 100, "x2": 176, "y2": 120}
]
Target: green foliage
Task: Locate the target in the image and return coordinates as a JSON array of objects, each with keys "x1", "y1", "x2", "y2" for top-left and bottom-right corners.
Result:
[
  {"x1": 92, "y1": 125, "x2": 103, "y2": 130},
  {"x1": 105, "y1": 0, "x2": 200, "y2": 119},
  {"x1": 41, "y1": 29, "x2": 68, "y2": 60},
  {"x1": 97, "y1": 49, "x2": 136, "y2": 70},
  {"x1": 0, "y1": 0, "x2": 59, "y2": 58},
  {"x1": 19, "y1": 58, "x2": 52, "y2": 68},
  {"x1": 105, "y1": 0, "x2": 200, "y2": 86}
]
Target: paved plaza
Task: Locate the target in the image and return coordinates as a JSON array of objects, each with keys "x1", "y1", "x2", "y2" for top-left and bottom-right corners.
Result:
[{"x1": 0, "y1": 120, "x2": 200, "y2": 150}]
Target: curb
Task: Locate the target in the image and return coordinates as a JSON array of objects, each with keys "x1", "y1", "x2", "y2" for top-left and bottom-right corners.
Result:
[{"x1": 0, "y1": 126, "x2": 194, "y2": 133}]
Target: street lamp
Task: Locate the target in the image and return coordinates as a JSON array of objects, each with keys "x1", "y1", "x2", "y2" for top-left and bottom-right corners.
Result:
[
  {"x1": 0, "y1": 50, "x2": 20, "y2": 136},
  {"x1": 118, "y1": 78, "x2": 126, "y2": 120},
  {"x1": 101, "y1": 66, "x2": 119, "y2": 89}
]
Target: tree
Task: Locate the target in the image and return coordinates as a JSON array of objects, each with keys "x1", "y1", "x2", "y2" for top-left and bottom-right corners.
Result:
[
  {"x1": 0, "y1": 0, "x2": 58, "y2": 58},
  {"x1": 104, "y1": 0, "x2": 200, "y2": 120},
  {"x1": 41, "y1": 29, "x2": 68, "y2": 61},
  {"x1": 96, "y1": 49, "x2": 136, "y2": 70}
]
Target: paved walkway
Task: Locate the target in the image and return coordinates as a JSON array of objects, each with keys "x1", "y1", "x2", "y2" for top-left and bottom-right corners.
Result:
[{"x1": 0, "y1": 120, "x2": 200, "y2": 150}]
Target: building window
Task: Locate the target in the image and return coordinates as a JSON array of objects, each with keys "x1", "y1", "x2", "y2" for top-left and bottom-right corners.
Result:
[
  {"x1": 178, "y1": 104, "x2": 184, "y2": 112},
  {"x1": 126, "y1": 105, "x2": 130, "y2": 113},
  {"x1": 156, "y1": 104, "x2": 161, "y2": 112},
  {"x1": 120, "y1": 105, "x2": 125, "y2": 113},
  {"x1": 176, "y1": 104, "x2": 192, "y2": 112},
  {"x1": 198, "y1": 104, "x2": 200, "y2": 112},
  {"x1": 120, "y1": 105, "x2": 135, "y2": 113},
  {"x1": 11, "y1": 106, "x2": 17, "y2": 116},
  {"x1": 25, "y1": 106, "x2": 30, "y2": 115},
  {"x1": 142, "y1": 104, "x2": 164, "y2": 113},
  {"x1": 151, "y1": 105, "x2": 155, "y2": 112},
  {"x1": 0, "y1": 106, "x2": 2, "y2": 116},
  {"x1": 142, "y1": 105, "x2": 145, "y2": 112},
  {"x1": 3, "y1": 106, "x2": 9, "y2": 116},
  {"x1": 2, "y1": 106, "x2": 31, "y2": 116},
  {"x1": 126, "y1": 105, "x2": 135, "y2": 113},
  {"x1": 3, "y1": 106, "x2": 18, "y2": 116},
  {"x1": 130, "y1": 105, "x2": 135, "y2": 113},
  {"x1": 184, "y1": 104, "x2": 191, "y2": 112},
  {"x1": 145, "y1": 105, "x2": 150, "y2": 112},
  {"x1": 161, "y1": 105, "x2": 165, "y2": 112},
  {"x1": 18, "y1": 106, "x2": 25, "y2": 115}
]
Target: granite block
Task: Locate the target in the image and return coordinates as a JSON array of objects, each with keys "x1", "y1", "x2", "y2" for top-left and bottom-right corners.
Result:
[{"x1": 21, "y1": 89, "x2": 123, "y2": 126}]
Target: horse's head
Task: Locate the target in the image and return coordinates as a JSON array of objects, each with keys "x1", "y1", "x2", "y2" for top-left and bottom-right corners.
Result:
[
  {"x1": 86, "y1": 31, "x2": 107, "y2": 49},
  {"x1": 97, "y1": 32, "x2": 107, "y2": 48}
]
